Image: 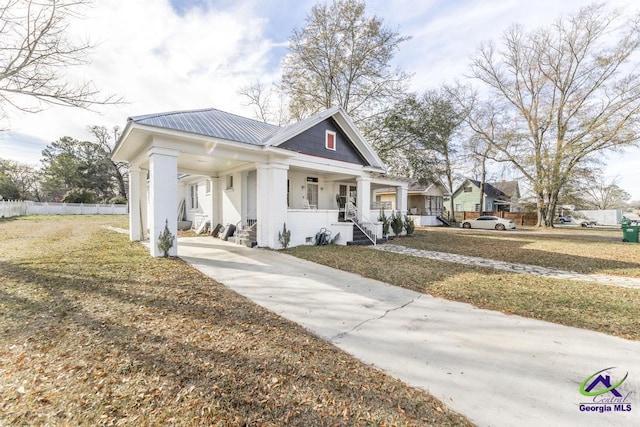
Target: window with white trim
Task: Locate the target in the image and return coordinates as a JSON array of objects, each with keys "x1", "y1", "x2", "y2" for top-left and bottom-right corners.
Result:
[
  {"x1": 205, "y1": 180, "x2": 211, "y2": 194},
  {"x1": 190, "y1": 184, "x2": 199, "y2": 209},
  {"x1": 325, "y1": 130, "x2": 336, "y2": 151},
  {"x1": 306, "y1": 177, "x2": 319, "y2": 209}
]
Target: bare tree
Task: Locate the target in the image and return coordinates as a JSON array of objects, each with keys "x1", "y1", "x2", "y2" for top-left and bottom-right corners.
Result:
[
  {"x1": 238, "y1": 80, "x2": 289, "y2": 126},
  {"x1": 467, "y1": 4, "x2": 640, "y2": 226},
  {"x1": 1, "y1": 159, "x2": 42, "y2": 200},
  {"x1": 281, "y1": 0, "x2": 410, "y2": 124},
  {"x1": 87, "y1": 124, "x2": 127, "y2": 199},
  {"x1": 0, "y1": 0, "x2": 119, "y2": 119},
  {"x1": 582, "y1": 175, "x2": 630, "y2": 209}
]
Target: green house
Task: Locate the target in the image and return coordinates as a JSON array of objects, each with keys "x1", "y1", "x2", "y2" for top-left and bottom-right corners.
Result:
[{"x1": 446, "y1": 179, "x2": 520, "y2": 213}]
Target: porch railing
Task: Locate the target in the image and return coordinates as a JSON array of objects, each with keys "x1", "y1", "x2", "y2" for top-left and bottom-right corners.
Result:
[
  {"x1": 370, "y1": 201, "x2": 392, "y2": 210},
  {"x1": 345, "y1": 201, "x2": 376, "y2": 245}
]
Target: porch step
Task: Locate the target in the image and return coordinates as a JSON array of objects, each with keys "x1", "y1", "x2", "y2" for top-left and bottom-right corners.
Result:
[
  {"x1": 235, "y1": 224, "x2": 257, "y2": 248},
  {"x1": 347, "y1": 224, "x2": 375, "y2": 246},
  {"x1": 436, "y1": 215, "x2": 451, "y2": 226}
]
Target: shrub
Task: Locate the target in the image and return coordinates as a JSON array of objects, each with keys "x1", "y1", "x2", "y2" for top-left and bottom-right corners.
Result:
[
  {"x1": 62, "y1": 188, "x2": 97, "y2": 203},
  {"x1": 390, "y1": 211, "x2": 404, "y2": 237},
  {"x1": 108, "y1": 195, "x2": 128, "y2": 204},
  {"x1": 278, "y1": 223, "x2": 291, "y2": 249},
  {"x1": 378, "y1": 208, "x2": 390, "y2": 236},
  {"x1": 157, "y1": 219, "x2": 175, "y2": 257},
  {"x1": 404, "y1": 214, "x2": 415, "y2": 236}
]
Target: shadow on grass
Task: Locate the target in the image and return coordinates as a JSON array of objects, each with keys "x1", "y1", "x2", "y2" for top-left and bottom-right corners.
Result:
[
  {"x1": 398, "y1": 230, "x2": 640, "y2": 275},
  {"x1": 0, "y1": 252, "x2": 467, "y2": 425}
]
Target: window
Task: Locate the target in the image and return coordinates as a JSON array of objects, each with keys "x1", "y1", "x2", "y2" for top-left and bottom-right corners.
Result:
[
  {"x1": 325, "y1": 130, "x2": 336, "y2": 151},
  {"x1": 190, "y1": 184, "x2": 199, "y2": 209},
  {"x1": 464, "y1": 186, "x2": 473, "y2": 192},
  {"x1": 205, "y1": 180, "x2": 211, "y2": 195},
  {"x1": 475, "y1": 203, "x2": 480, "y2": 212},
  {"x1": 226, "y1": 175, "x2": 234, "y2": 190},
  {"x1": 306, "y1": 177, "x2": 318, "y2": 209}
]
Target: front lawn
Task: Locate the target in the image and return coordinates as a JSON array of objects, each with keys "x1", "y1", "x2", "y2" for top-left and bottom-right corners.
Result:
[
  {"x1": 399, "y1": 227, "x2": 640, "y2": 277},
  {"x1": 0, "y1": 216, "x2": 469, "y2": 426},
  {"x1": 286, "y1": 245, "x2": 640, "y2": 340}
]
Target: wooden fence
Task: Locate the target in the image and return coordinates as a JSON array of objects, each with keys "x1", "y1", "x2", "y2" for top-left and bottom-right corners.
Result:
[{"x1": 1, "y1": 201, "x2": 128, "y2": 218}]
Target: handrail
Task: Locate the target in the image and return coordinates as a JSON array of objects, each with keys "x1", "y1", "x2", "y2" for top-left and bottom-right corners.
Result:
[{"x1": 345, "y1": 201, "x2": 376, "y2": 246}]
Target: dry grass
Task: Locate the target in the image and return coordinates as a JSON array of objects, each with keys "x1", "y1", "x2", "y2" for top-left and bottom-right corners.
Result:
[
  {"x1": 286, "y1": 245, "x2": 640, "y2": 341},
  {"x1": 0, "y1": 216, "x2": 469, "y2": 426},
  {"x1": 399, "y1": 227, "x2": 640, "y2": 277}
]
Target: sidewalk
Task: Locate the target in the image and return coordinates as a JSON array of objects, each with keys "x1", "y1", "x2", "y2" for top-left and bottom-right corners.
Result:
[{"x1": 178, "y1": 237, "x2": 639, "y2": 427}]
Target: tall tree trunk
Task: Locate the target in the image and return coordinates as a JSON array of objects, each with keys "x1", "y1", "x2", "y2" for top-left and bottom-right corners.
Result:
[
  {"x1": 545, "y1": 189, "x2": 561, "y2": 228},
  {"x1": 536, "y1": 191, "x2": 546, "y2": 227}
]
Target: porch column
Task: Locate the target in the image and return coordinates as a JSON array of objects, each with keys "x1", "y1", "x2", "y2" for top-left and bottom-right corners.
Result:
[
  {"x1": 396, "y1": 184, "x2": 408, "y2": 214},
  {"x1": 148, "y1": 147, "x2": 179, "y2": 257},
  {"x1": 128, "y1": 167, "x2": 142, "y2": 241},
  {"x1": 256, "y1": 163, "x2": 288, "y2": 248},
  {"x1": 209, "y1": 176, "x2": 221, "y2": 227},
  {"x1": 356, "y1": 176, "x2": 371, "y2": 223}
]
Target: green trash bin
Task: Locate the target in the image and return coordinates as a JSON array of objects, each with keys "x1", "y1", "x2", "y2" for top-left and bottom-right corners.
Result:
[{"x1": 622, "y1": 225, "x2": 640, "y2": 243}]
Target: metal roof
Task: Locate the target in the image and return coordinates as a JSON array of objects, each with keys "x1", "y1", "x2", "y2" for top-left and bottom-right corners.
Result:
[{"x1": 130, "y1": 108, "x2": 282, "y2": 145}]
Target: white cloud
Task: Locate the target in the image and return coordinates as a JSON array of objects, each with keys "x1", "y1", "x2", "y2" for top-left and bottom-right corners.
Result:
[
  {"x1": 4, "y1": 0, "x2": 280, "y2": 144},
  {"x1": 1, "y1": 0, "x2": 639, "y2": 199}
]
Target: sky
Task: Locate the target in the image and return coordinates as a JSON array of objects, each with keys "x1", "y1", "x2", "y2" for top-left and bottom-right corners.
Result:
[{"x1": 0, "y1": 0, "x2": 639, "y2": 200}]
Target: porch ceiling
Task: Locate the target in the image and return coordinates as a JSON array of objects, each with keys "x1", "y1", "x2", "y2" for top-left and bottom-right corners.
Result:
[{"x1": 176, "y1": 152, "x2": 246, "y2": 175}]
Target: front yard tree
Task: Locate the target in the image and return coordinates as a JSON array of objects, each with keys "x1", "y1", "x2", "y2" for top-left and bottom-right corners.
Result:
[
  {"x1": 281, "y1": 0, "x2": 410, "y2": 124},
  {"x1": 87, "y1": 125, "x2": 128, "y2": 199},
  {"x1": 40, "y1": 136, "x2": 115, "y2": 202},
  {"x1": 371, "y1": 90, "x2": 464, "y2": 217},
  {"x1": 0, "y1": 159, "x2": 41, "y2": 200},
  {"x1": 468, "y1": 4, "x2": 640, "y2": 226},
  {"x1": 0, "y1": 0, "x2": 118, "y2": 119}
]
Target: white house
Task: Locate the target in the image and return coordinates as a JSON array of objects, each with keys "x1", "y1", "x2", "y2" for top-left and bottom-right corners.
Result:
[
  {"x1": 112, "y1": 106, "x2": 409, "y2": 257},
  {"x1": 374, "y1": 180, "x2": 451, "y2": 226}
]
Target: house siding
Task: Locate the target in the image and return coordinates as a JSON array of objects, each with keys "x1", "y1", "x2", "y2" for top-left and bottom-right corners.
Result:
[
  {"x1": 453, "y1": 185, "x2": 486, "y2": 212},
  {"x1": 279, "y1": 118, "x2": 369, "y2": 166}
]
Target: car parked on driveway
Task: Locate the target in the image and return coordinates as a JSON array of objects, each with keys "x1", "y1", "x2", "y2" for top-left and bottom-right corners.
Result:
[{"x1": 461, "y1": 216, "x2": 516, "y2": 231}]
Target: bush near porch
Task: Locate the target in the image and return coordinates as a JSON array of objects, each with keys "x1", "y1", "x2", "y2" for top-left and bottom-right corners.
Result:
[{"x1": 0, "y1": 216, "x2": 470, "y2": 426}]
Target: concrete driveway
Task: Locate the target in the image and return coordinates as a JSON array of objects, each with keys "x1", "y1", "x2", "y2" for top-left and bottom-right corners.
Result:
[{"x1": 178, "y1": 237, "x2": 639, "y2": 427}]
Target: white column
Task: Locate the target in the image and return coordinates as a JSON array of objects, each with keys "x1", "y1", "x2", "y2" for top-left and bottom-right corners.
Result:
[
  {"x1": 128, "y1": 167, "x2": 142, "y2": 241},
  {"x1": 148, "y1": 147, "x2": 179, "y2": 257},
  {"x1": 356, "y1": 176, "x2": 371, "y2": 223},
  {"x1": 209, "y1": 176, "x2": 221, "y2": 227},
  {"x1": 256, "y1": 163, "x2": 289, "y2": 248},
  {"x1": 396, "y1": 184, "x2": 408, "y2": 214}
]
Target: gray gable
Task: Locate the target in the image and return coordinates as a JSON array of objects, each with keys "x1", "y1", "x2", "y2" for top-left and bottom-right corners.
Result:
[
  {"x1": 278, "y1": 118, "x2": 369, "y2": 166},
  {"x1": 130, "y1": 108, "x2": 281, "y2": 145}
]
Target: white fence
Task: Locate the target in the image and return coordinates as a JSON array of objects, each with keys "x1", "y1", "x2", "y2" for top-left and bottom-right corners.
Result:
[{"x1": 0, "y1": 201, "x2": 128, "y2": 218}]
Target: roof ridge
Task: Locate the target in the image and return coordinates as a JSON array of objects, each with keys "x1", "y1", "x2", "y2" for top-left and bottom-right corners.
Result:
[
  {"x1": 130, "y1": 107, "x2": 218, "y2": 122},
  {"x1": 131, "y1": 108, "x2": 281, "y2": 129}
]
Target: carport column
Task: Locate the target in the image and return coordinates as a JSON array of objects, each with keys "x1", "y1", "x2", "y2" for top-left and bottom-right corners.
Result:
[
  {"x1": 256, "y1": 163, "x2": 289, "y2": 248},
  {"x1": 356, "y1": 176, "x2": 371, "y2": 223},
  {"x1": 129, "y1": 167, "x2": 142, "y2": 241},
  {"x1": 209, "y1": 176, "x2": 221, "y2": 227},
  {"x1": 148, "y1": 147, "x2": 179, "y2": 257},
  {"x1": 396, "y1": 184, "x2": 408, "y2": 214}
]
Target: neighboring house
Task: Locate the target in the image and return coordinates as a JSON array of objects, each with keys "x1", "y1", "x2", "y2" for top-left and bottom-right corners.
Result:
[
  {"x1": 374, "y1": 180, "x2": 451, "y2": 226},
  {"x1": 112, "y1": 107, "x2": 409, "y2": 257},
  {"x1": 448, "y1": 179, "x2": 520, "y2": 213}
]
